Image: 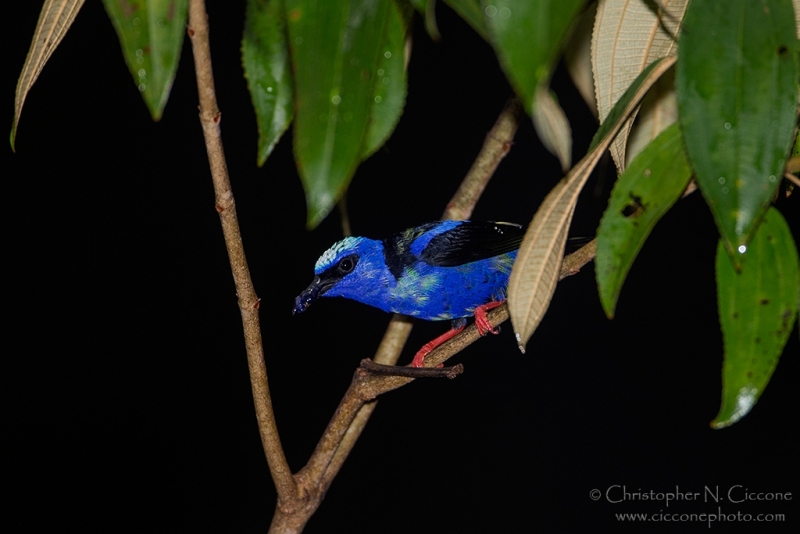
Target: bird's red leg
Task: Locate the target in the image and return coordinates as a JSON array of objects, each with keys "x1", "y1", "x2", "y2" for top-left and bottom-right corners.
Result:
[
  {"x1": 410, "y1": 301, "x2": 503, "y2": 368},
  {"x1": 410, "y1": 324, "x2": 466, "y2": 368},
  {"x1": 474, "y1": 300, "x2": 503, "y2": 335}
]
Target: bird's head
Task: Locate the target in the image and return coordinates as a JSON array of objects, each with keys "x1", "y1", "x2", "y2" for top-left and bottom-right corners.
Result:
[{"x1": 293, "y1": 236, "x2": 387, "y2": 315}]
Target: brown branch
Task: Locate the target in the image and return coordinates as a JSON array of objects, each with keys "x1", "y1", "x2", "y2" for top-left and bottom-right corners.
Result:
[
  {"x1": 316, "y1": 313, "x2": 412, "y2": 492},
  {"x1": 186, "y1": 0, "x2": 296, "y2": 505},
  {"x1": 360, "y1": 245, "x2": 596, "y2": 376},
  {"x1": 784, "y1": 171, "x2": 800, "y2": 188},
  {"x1": 275, "y1": 238, "x2": 597, "y2": 534},
  {"x1": 359, "y1": 358, "x2": 465, "y2": 379},
  {"x1": 445, "y1": 97, "x2": 525, "y2": 221},
  {"x1": 268, "y1": 98, "x2": 526, "y2": 533},
  {"x1": 187, "y1": 2, "x2": 535, "y2": 531},
  {"x1": 321, "y1": 94, "x2": 523, "y2": 459}
]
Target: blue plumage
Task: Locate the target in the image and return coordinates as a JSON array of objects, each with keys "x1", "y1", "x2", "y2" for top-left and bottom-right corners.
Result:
[
  {"x1": 293, "y1": 221, "x2": 522, "y2": 321},
  {"x1": 294, "y1": 221, "x2": 522, "y2": 366}
]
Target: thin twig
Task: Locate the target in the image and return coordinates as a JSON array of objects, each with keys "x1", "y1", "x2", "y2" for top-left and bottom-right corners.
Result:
[
  {"x1": 445, "y1": 97, "x2": 525, "y2": 221},
  {"x1": 186, "y1": 0, "x2": 296, "y2": 505},
  {"x1": 269, "y1": 97, "x2": 526, "y2": 534},
  {"x1": 360, "y1": 358, "x2": 465, "y2": 379},
  {"x1": 371, "y1": 245, "x2": 597, "y2": 374},
  {"x1": 321, "y1": 97, "x2": 525, "y2": 483},
  {"x1": 323, "y1": 95, "x2": 522, "y2": 463},
  {"x1": 280, "y1": 243, "x2": 599, "y2": 529},
  {"x1": 315, "y1": 314, "x2": 412, "y2": 495}
]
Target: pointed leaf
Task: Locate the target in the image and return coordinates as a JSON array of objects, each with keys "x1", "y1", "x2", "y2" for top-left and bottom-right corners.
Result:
[
  {"x1": 596, "y1": 122, "x2": 692, "y2": 318},
  {"x1": 102, "y1": 0, "x2": 188, "y2": 121},
  {"x1": 444, "y1": 0, "x2": 489, "y2": 42},
  {"x1": 591, "y1": 0, "x2": 686, "y2": 173},
  {"x1": 563, "y1": 2, "x2": 596, "y2": 116},
  {"x1": 624, "y1": 70, "x2": 678, "y2": 166},
  {"x1": 712, "y1": 208, "x2": 799, "y2": 428},
  {"x1": 589, "y1": 57, "x2": 676, "y2": 151},
  {"x1": 485, "y1": 0, "x2": 585, "y2": 114},
  {"x1": 243, "y1": 0, "x2": 293, "y2": 165},
  {"x1": 11, "y1": 0, "x2": 86, "y2": 149},
  {"x1": 286, "y1": 0, "x2": 391, "y2": 228},
  {"x1": 509, "y1": 56, "x2": 676, "y2": 350},
  {"x1": 411, "y1": 0, "x2": 441, "y2": 41},
  {"x1": 361, "y1": 1, "x2": 406, "y2": 159},
  {"x1": 676, "y1": 0, "x2": 798, "y2": 265},
  {"x1": 531, "y1": 86, "x2": 572, "y2": 171}
]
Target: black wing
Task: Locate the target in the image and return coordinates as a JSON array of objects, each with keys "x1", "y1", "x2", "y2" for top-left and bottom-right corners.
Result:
[{"x1": 419, "y1": 221, "x2": 524, "y2": 267}]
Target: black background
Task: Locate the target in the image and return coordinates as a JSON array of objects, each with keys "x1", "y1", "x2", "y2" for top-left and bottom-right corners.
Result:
[{"x1": 3, "y1": 2, "x2": 798, "y2": 532}]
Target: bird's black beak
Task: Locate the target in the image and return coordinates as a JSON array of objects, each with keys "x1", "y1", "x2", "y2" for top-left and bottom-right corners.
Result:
[{"x1": 293, "y1": 276, "x2": 328, "y2": 315}]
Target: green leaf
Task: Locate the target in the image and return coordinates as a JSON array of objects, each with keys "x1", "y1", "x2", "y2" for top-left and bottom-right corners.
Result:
[
  {"x1": 361, "y1": 1, "x2": 406, "y2": 159},
  {"x1": 242, "y1": 0, "x2": 294, "y2": 166},
  {"x1": 444, "y1": 0, "x2": 488, "y2": 41},
  {"x1": 676, "y1": 0, "x2": 798, "y2": 266},
  {"x1": 712, "y1": 208, "x2": 799, "y2": 428},
  {"x1": 596, "y1": 123, "x2": 693, "y2": 318},
  {"x1": 408, "y1": 0, "x2": 427, "y2": 12},
  {"x1": 484, "y1": 0, "x2": 585, "y2": 114},
  {"x1": 409, "y1": 0, "x2": 440, "y2": 41},
  {"x1": 102, "y1": 0, "x2": 188, "y2": 120},
  {"x1": 286, "y1": 0, "x2": 392, "y2": 228}
]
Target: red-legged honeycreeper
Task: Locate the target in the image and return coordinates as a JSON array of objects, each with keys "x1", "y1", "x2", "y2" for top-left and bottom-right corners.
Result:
[{"x1": 293, "y1": 221, "x2": 522, "y2": 367}]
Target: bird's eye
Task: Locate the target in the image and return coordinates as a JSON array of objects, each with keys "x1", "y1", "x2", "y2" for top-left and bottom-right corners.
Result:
[
  {"x1": 338, "y1": 256, "x2": 356, "y2": 274},
  {"x1": 339, "y1": 258, "x2": 353, "y2": 272}
]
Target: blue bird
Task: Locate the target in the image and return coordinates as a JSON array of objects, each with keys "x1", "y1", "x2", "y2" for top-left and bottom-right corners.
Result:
[{"x1": 293, "y1": 220, "x2": 523, "y2": 367}]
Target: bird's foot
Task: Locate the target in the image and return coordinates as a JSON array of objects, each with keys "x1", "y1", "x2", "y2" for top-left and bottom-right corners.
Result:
[
  {"x1": 410, "y1": 325, "x2": 466, "y2": 368},
  {"x1": 475, "y1": 300, "x2": 504, "y2": 335}
]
